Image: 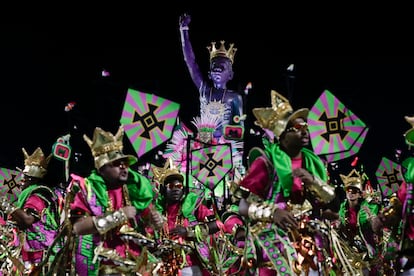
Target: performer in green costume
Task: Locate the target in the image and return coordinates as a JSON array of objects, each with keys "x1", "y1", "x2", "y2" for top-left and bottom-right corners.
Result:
[
  {"x1": 69, "y1": 126, "x2": 164, "y2": 276},
  {"x1": 235, "y1": 90, "x2": 337, "y2": 275}
]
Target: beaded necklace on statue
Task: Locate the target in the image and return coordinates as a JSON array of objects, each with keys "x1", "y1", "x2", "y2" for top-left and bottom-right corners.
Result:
[{"x1": 204, "y1": 88, "x2": 226, "y2": 121}]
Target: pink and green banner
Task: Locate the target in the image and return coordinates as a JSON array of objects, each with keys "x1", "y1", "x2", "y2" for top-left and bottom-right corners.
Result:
[
  {"x1": 376, "y1": 157, "x2": 403, "y2": 198},
  {"x1": 0, "y1": 168, "x2": 22, "y2": 202},
  {"x1": 120, "y1": 88, "x2": 180, "y2": 158},
  {"x1": 191, "y1": 144, "x2": 233, "y2": 190},
  {"x1": 308, "y1": 90, "x2": 369, "y2": 163}
]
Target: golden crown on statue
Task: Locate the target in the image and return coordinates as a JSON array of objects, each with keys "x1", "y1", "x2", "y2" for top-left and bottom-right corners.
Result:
[{"x1": 207, "y1": 40, "x2": 237, "y2": 64}]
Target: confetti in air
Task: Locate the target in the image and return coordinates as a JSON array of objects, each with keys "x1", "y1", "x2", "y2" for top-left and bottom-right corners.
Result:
[
  {"x1": 101, "y1": 69, "x2": 110, "y2": 77},
  {"x1": 249, "y1": 128, "x2": 260, "y2": 136},
  {"x1": 64, "y1": 101, "x2": 76, "y2": 112},
  {"x1": 244, "y1": 82, "x2": 252, "y2": 95},
  {"x1": 351, "y1": 156, "x2": 359, "y2": 167}
]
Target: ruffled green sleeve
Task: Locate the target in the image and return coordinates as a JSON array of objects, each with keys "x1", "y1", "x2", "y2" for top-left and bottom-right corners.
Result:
[
  {"x1": 338, "y1": 201, "x2": 347, "y2": 225},
  {"x1": 403, "y1": 157, "x2": 414, "y2": 183},
  {"x1": 127, "y1": 170, "x2": 154, "y2": 211},
  {"x1": 359, "y1": 200, "x2": 379, "y2": 226},
  {"x1": 182, "y1": 192, "x2": 199, "y2": 218},
  {"x1": 264, "y1": 143, "x2": 327, "y2": 198}
]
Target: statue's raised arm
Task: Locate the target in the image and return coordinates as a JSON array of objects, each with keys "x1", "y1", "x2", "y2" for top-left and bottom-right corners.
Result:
[{"x1": 179, "y1": 13, "x2": 203, "y2": 90}]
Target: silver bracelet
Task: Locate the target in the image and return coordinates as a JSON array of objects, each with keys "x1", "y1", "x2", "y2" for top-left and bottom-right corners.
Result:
[
  {"x1": 180, "y1": 26, "x2": 189, "y2": 31},
  {"x1": 247, "y1": 202, "x2": 277, "y2": 222},
  {"x1": 92, "y1": 209, "x2": 128, "y2": 235}
]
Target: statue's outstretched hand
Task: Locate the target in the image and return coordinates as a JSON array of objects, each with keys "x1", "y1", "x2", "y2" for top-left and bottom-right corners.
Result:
[{"x1": 179, "y1": 13, "x2": 191, "y2": 28}]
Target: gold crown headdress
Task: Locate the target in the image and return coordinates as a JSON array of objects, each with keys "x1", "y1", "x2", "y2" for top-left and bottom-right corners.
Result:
[
  {"x1": 152, "y1": 158, "x2": 184, "y2": 185},
  {"x1": 21, "y1": 147, "x2": 52, "y2": 179},
  {"x1": 404, "y1": 115, "x2": 414, "y2": 147},
  {"x1": 340, "y1": 168, "x2": 363, "y2": 191},
  {"x1": 252, "y1": 90, "x2": 309, "y2": 138},
  {"x1": 207, "y1": 40, "x2": 237, "y2": 64},
  {"x1": 83, "y1": 125, "x2": 137, "y2": 170}
]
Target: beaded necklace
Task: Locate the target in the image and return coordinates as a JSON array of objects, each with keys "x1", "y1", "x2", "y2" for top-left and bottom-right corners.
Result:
[
  {"x1": 205, "y1": 88, "x2": 227, "y2": 120},
  {"x1": 107, "y1": 185, "x2": 131, "y2": 212}
]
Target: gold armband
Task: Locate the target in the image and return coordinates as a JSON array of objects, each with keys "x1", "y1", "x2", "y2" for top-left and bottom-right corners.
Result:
[
  {"x1": 92, "y1": 209, "x2": 128, "y2": 235},
  {"x1": 247, "y1": 202, "x2": 277, "y2": 223},
  {"x1": 306, "y1": 176, "x2": 335, "y2": 203}
]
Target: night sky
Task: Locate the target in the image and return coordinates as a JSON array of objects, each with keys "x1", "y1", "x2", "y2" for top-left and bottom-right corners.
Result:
[{"x1": 1, "y1": 8, "x2": 413, "y2": 187}]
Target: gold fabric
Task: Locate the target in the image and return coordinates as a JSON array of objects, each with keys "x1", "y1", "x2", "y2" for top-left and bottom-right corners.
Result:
[
  {"x1": 152, "y1": 158, "x2": 184, "y2": 185},
  {"x1": 21, "y1": 147, "x2": 51, "y2": 178},
  {"x1": 252, "y1": 90, "x2": 309, "y2": 138},
  {"x1": 207, "y1": 40, "x2": 237, "y2": 63},
  {"x1": 339, "y1": 169, "x2": 363, "y2": 191},
  {"x1": 83, "y1": 125, "x2": 137, "y2": 169}
]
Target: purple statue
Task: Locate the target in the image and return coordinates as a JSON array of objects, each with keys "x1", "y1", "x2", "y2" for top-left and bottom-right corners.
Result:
[{"x1": 179, "y1": 13, "x2": 244, "y2": 142}]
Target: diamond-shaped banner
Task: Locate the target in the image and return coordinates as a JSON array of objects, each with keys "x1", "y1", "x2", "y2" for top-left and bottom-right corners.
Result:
[
  {"x1": 191, "y1": 144, "x2": 233, "y2": 190},
  {"x1": 120, "y1": 88, "x2": 180, "y2": 158},
  {"x1": 308, "y1": 89, "x2": 369, "y2": 163},
  {"x1": 375, "y1": 157, "x2": 404, "y2": 198},
  {"x1": 0, "y1": 168, "x2": 23, "y2": 202}
]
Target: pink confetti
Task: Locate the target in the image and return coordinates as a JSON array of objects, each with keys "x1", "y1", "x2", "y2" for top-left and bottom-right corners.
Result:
[
  {"x1": 101, "y1": 69, "x2": 110, "y2": 77},
  {"x1": 64, "y1": 101, "x2": 76, "y2": 112}
]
